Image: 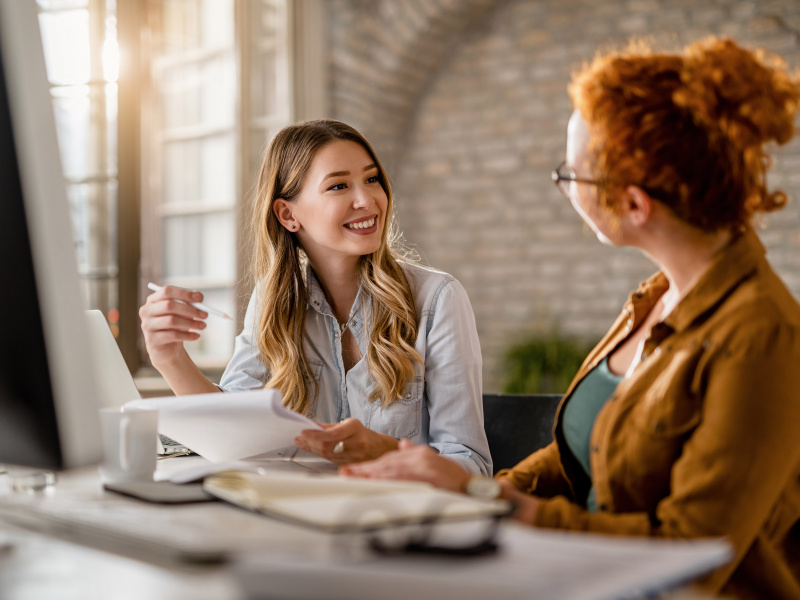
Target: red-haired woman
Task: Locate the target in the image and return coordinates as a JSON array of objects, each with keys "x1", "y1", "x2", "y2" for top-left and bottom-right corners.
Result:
[{"x1": 344, "y1": 38, "x2": 800, "y2": 598}]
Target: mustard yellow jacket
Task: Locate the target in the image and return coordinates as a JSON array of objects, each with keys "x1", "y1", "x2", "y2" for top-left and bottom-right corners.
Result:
[{"x1": 497, "y1": 230, "x2": 800, "y2": 599}]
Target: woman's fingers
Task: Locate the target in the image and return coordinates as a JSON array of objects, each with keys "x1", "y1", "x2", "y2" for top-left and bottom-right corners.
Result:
[
  {"x1": 340, "y1": 442, "x2": 428, "y2": 479},
  {"x1": 295, "y1": 432, "x2": 354, "y2": 462},
  {"x1": 341, "y1": 442, "x2": 471, "y2": 492},
  {"x1": 295, "y1": 419, "x2": 379, "y2": 464},
  {"x1": 146, "y1": 313, "x2": 206, "y2": 333},
  {"x1": 140, "y1": 285, "x2": 207, "y2": 366},
  {"x1": 152, "y1": 284, "x2": 204, "y2": 306},
  {"x1": 498, "y1": 479, "x2": 540, "y2": 524},
  {"x1": 145, "y1": 328, "x2": 201, "y2": 344},
  {"x1": 142, "y1": 289, "x2": 207, "y2": 322},
  {"x1": 300, "y1": 419, "x2": 358, "y2": 444}
]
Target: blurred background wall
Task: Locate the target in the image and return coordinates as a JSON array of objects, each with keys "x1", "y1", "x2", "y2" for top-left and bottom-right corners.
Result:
[
  {"x1": 325, "y1": 0, "x2": 800, "y2": 390},
  {"x1": 38, "y1": 0, "x2": 800, "y2": 393}
]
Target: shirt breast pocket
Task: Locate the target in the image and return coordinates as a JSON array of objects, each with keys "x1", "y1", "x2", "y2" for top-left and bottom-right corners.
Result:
[
  {"x1": 368, "y1": 376, "x2": 423, "y2": 440},
  {"x1": 304, "y1": 359, "x2": 324, "y2": 417},
  {"x1": 625, "y1": 352, "x2": 702, "y2": 502},
  {"x1": 633, "y1": 351, "x2": 701, "y2": 438}
]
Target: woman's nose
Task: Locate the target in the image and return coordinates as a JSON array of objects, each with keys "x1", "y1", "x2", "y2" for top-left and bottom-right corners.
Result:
[{"x1": 352, "y1": 185, "x2": 375, "y2": 208}]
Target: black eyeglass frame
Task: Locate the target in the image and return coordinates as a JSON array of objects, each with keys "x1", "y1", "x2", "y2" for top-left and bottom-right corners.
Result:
[
  {"x1": 366, "y1": 505, "x2": 512, "y2": 557},
  {"x1": 550, "y1": 160, "x2": 604, "y2": 198},
  {"x1": 550, "y1": 160, "x2": 663, "y2": 203}
]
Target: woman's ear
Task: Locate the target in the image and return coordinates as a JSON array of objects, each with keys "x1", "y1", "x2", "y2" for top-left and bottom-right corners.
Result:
[
  {"x1": 273, "y1": 198, "x2": 299, "y2": 231},
  {"x1": 621, "y1": 185, "x2": 653, "y2": 228}
]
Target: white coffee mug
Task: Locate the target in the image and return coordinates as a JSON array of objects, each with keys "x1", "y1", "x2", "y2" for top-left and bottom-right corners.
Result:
[{"x1": 99, "y1": 407, "x2": 159, "y2": 484}]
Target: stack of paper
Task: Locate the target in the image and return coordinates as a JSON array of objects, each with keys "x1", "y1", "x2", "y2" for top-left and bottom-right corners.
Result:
[{"x1": 125, "y1": 389, "x2": 322, "y2": 462}]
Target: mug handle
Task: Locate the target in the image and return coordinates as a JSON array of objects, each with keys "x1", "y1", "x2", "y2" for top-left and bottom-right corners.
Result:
[{"x1": 120, "y1": 412, "x2": 131, "y2": 471}]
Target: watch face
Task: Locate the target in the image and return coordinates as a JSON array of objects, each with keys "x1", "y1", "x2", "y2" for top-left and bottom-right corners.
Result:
[{"x1": 466, "y1": 477, "x2": 501, "y2": 500}]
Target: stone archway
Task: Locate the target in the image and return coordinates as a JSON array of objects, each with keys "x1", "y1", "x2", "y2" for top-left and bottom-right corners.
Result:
[{"x1": 328, "y1": 0, "x2": 505, "y2": 170}]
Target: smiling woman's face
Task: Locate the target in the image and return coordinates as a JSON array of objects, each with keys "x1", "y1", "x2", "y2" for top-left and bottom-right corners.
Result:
[
  {"x1": 565, "y1": 110, "x2": 617, "y2": 246},
  {"x1": 287, "y1": 139, "x2": 388, "y2": 266}
]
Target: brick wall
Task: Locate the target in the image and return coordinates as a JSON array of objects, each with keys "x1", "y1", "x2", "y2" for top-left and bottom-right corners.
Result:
[{"x1": 328, "y1": 0, "x2": 800, "y2": 390}]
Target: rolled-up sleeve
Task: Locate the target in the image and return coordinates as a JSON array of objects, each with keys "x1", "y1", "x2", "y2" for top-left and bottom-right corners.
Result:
[{"x1": 423, "y1": 279, "x2": 492, "y2": 476}]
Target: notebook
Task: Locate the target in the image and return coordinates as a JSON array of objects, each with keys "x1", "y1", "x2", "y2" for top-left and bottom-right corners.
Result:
[{"x1": 203, "y1": 470, "x2": 512, "y2": 533}]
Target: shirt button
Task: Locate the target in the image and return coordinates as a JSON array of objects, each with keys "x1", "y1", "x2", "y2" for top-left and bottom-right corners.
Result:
[
  {"x1": 404, "y1": 392, "x2": 412, "y2": 399},
  {"x1": 334, "y1": 332, "x2": 340, "y2": 338},
  {"x1": 591, "y1": 445, "x2": 599, "y2": 453},
  {"x1": 599, "y1": 503, "x2": 609, "y2": 512},
  {"x1": 641, "y1": 352, "x2": 648, "y2": 361}
]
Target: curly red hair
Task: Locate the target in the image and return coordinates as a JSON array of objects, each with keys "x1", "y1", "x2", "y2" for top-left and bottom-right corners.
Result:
[{"x1": 569, "y1": 37, "x2": 800, "y2": 230}]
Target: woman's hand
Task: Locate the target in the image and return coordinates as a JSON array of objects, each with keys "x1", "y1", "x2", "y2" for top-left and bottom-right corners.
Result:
[
  {"x1": 339, "y1": 441, "x2": 542, "y2": 523},
  {"x1": 339, "y1": 439, "x2": 472, "y2": 493},
  {"x1": 294, "y1": 418, "x2": 399, "y2": 465},
  {"x1": 139, "y1": 285, "x2": 207, "y2": 369},
  {"x1": 498, "y1": 479, "x2": 540, "y2": 525}
]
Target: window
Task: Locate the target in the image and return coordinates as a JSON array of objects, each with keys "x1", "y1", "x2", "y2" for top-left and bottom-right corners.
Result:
[
  {"x1": 142, "y1": 0, "x2": 240, "y2": 367},
  {"x1": 38, "y1": 0, "x2": 120, "y2": 332},
  {"x1": 141, "y1": 0, "x2": 296, "y2": 369},
  {"x1": 39, "y1": 0, "x2": 325, "y2": 376}
]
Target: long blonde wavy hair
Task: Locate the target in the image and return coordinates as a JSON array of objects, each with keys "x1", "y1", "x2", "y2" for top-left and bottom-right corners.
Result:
[{"x1": 249, "y1": 120, "x2": 421, "y2": 415}]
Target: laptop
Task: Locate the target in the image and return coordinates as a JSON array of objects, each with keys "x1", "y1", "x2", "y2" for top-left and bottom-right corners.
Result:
[
  {"x1": 84, "y1": 309, "x2": 176, "y2": 454},
  {"x1": 85, "y1": 309, "x2": 141, "y2": 410}
]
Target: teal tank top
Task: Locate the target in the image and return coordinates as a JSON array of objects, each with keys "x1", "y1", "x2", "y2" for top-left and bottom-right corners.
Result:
[{"x1": 562, "y1": 355, "x2": 623, "y2": 512}]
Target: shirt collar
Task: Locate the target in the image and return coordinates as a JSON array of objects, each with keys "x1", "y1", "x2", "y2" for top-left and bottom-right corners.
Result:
[
  {"x1": 629, "y1": 228, "x2": 764, "y2": 334},
  {"x1": 662, "y1": 228, "x2": 764, "y2": 332},
  {"x1": 305, "y1": 263, "x2": 366, "y2": 325}
]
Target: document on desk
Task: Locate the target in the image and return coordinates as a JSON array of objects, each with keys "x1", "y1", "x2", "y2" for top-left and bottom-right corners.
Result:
[
  {"x1": 203, "y1": 470, "x2": 511, "y2": 532},
  {"x1": 125, "y1": 389, "x2": 322, "y2": 463}
]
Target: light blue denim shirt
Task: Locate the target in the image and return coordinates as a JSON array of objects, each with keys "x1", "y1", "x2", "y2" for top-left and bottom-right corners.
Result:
[{"x1": 219, "y1": 262, "x2": 491, "y2": 475}]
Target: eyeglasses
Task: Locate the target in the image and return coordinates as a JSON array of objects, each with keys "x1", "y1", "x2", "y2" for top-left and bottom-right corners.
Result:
[
  {"x1": 330, "y1": 493, "x2": 515, "y2": 558},
  {"x1": 550, "y1": 160, "x2": 603, "y2": 199},
  {"x1": 366, "y1": 504, "x2": 511, "y2": 557}
]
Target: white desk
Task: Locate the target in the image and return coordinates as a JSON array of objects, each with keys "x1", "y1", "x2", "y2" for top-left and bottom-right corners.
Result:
[
  {"x1": 0, "y1": 457, "x2": 727, "y2": 600},
  {"x1": 0, "y1": 523, "x2": 242, "y2": 600}
]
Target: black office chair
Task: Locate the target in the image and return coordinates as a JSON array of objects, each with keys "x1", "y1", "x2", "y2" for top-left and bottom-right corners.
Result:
[{"x1": 482, "y1": 393, "x2": 562, "y2": 472}]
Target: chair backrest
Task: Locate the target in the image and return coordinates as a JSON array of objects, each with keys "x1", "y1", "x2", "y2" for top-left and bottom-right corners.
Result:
[{"x1": 482, "y1": 393, "x2": 562, "y2": 473}]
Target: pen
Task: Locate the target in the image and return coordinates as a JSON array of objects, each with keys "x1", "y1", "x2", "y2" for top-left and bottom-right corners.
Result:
[{"x1": 147, "y1": 282, "x2": 233, "y2": 320}]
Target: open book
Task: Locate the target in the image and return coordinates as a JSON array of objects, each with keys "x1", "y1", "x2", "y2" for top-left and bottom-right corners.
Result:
[
  {"x1": 203, "y1": 470, "x2": 511, "y2": 533},
  {"x1": 125, "y1": 389, "x2": 322, "y2": 462}
]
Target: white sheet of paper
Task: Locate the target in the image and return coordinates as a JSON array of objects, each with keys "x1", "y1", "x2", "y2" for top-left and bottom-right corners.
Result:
[{"x1": 125, "y1": 389, "x2": 322, "y2": 463}]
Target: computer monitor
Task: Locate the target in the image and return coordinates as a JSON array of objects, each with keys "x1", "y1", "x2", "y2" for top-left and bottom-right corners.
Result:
[{"x1": 0, "y1": 2, "x2": 102, "y2": 470}]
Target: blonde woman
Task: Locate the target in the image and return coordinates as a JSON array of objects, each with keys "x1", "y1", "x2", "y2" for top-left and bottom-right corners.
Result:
[{"x1": 140, "y1": 119, "x2": 491, "y2": 474}]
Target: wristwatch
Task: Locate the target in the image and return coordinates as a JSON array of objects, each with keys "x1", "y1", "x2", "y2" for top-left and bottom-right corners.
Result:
[{"x1": 464, "y1": 476, "x2": 502, "y2": 500}]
